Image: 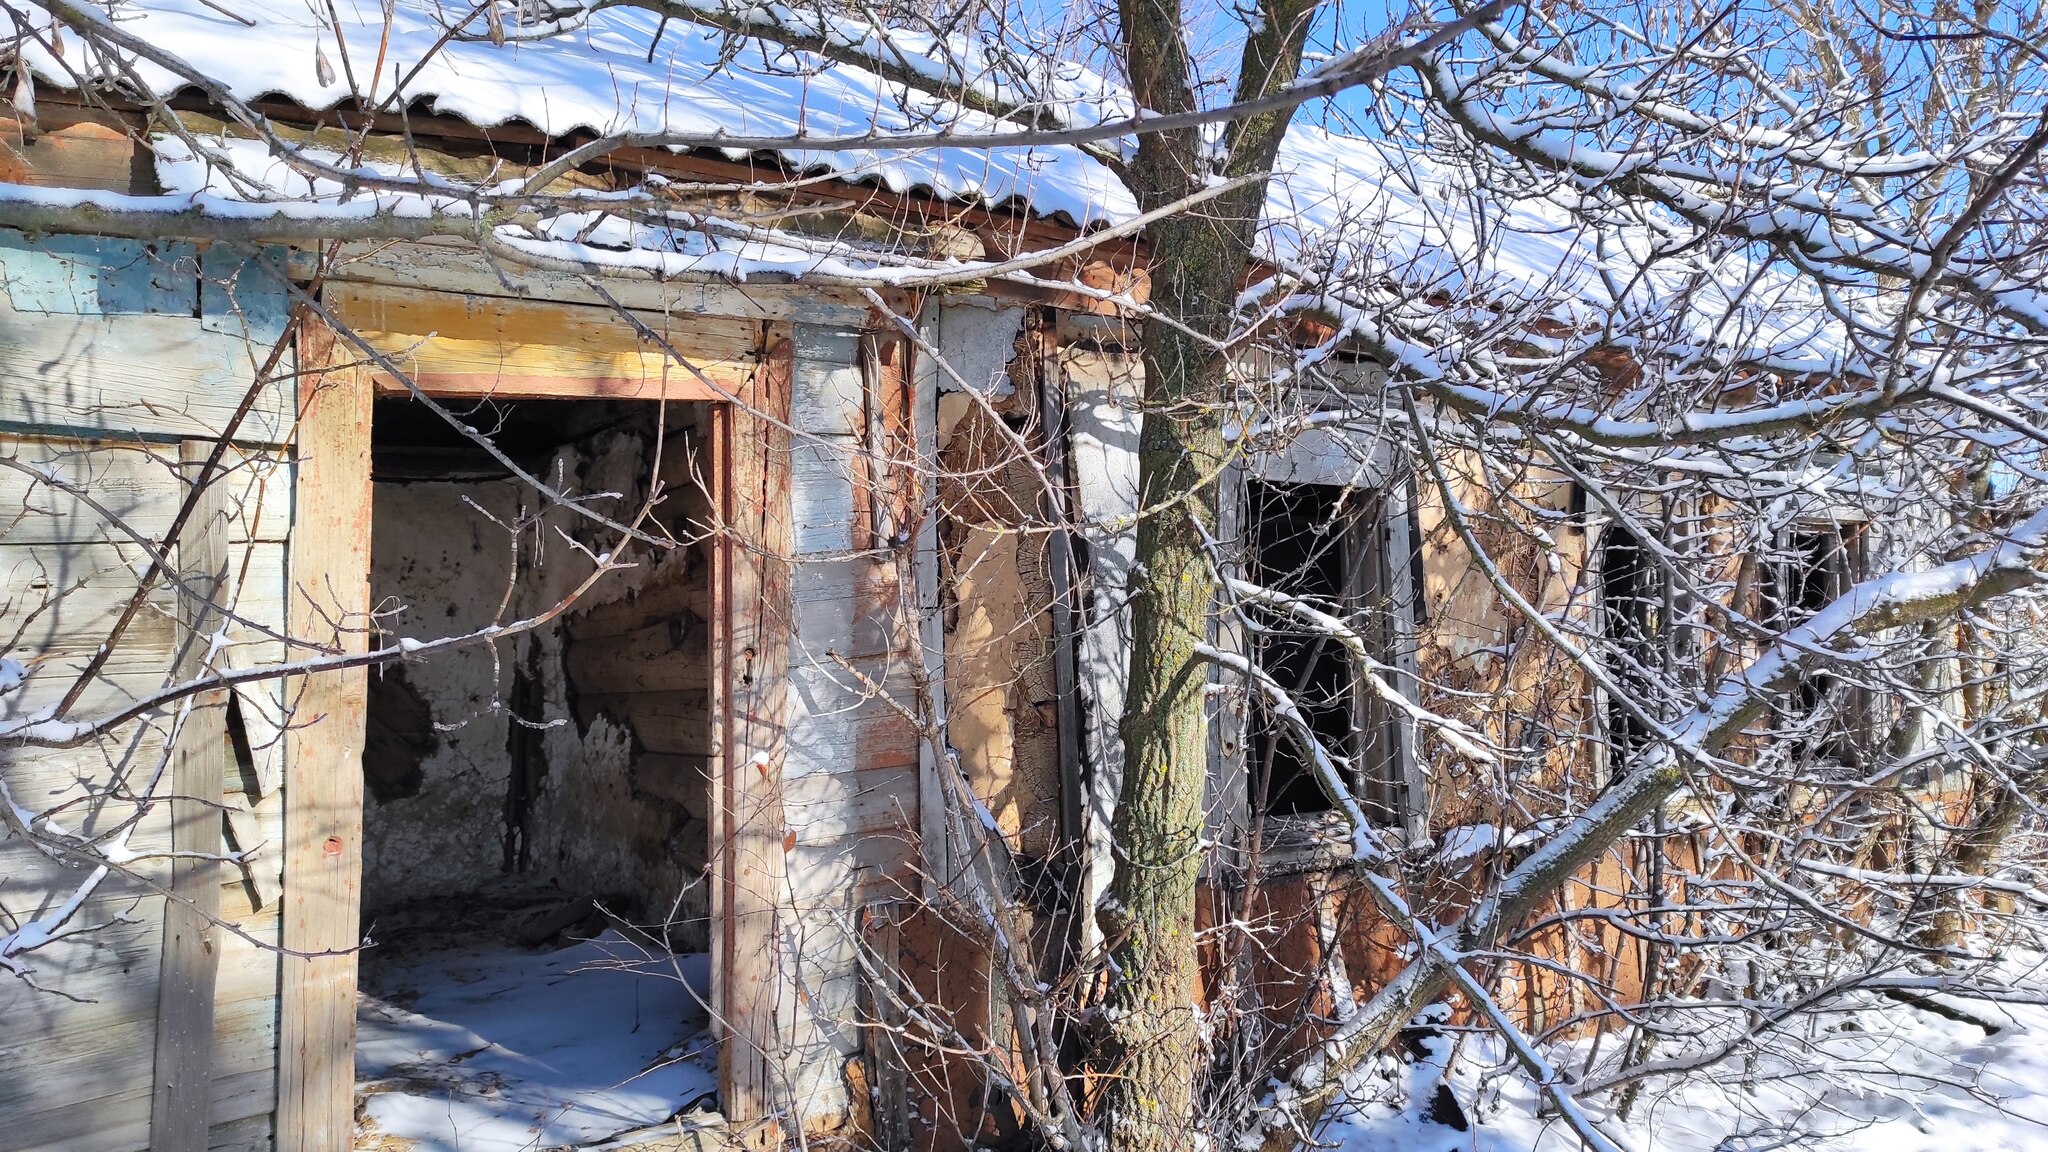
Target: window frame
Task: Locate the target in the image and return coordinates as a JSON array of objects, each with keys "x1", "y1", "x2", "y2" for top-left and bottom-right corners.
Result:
[{"x1": 1212, "y1": 426, "x2": 1426, "y2": 872}]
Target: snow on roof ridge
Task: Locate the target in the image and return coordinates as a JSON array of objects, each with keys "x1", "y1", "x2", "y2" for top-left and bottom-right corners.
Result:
[{"x1": 18, "y1": 0, "x2": 1846, "y2": 365}]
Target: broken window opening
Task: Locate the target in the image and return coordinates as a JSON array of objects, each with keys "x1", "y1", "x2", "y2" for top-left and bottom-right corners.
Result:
[
  {"x1": 1600, "y1": 523, "x2": 1667, "y2": 778},
  {"x1": 1763, "y1": 522, "x2": 1870, "y2": 769},
  {"x1": 1244, "y1": 479, "x2": 1407, "y2": 824}
]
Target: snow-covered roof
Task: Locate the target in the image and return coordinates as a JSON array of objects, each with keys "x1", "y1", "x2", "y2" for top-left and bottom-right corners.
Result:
[
  {"x1": 25, "y1": 0, "x2": 1138, "y2": 225},
  {"x1": 18, "y1": 0, "x2": 1846, "y2": 370}
]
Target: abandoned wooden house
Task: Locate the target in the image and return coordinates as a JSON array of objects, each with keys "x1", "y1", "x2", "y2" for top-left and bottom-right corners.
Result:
[{"x1": 0, "y1": 3, "x2": 1927, "y2": 1152}]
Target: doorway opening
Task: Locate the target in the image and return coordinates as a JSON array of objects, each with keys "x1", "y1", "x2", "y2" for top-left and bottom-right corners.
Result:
[{"x1": 352, "y1": 395, "x2": 723, "y2": 1150}]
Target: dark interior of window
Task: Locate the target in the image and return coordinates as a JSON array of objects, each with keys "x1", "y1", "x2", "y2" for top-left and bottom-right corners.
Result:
[
  {"x1": 1601, "y1": 526, "x2": 1665, "y2": 772},
  {"x1": 1245, "y1": 480, "x2": 1398, "y2": 820},
  {"x1": 1765, "y1": 525, "x2": 1867, "y2": 766}
]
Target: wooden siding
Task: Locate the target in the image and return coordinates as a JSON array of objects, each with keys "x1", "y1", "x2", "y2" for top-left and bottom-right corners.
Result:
[
  {"x1": 760, "y1": 321, "x2": 925, "y2": 1134},
  {"x1": 297, "y1": 238, "x2": 872, "y2": 327},
  {"x1": 0, "y1": 230, "x2": 294, "y2": 444},
  {"x1": 715, "y1": 328, "x2": 795, "y2": 1145},
  {"x1": 276, "y1": 324, "x2": 373, "y2": 1152},
  {"x1": 0, "y1": 229, "x2": 292, "y2": 1152}
]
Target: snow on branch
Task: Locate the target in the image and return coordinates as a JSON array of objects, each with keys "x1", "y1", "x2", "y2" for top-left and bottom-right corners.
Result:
[{"x1": 1253, "y1": 503, "x2": 2048, "y2": 1151}]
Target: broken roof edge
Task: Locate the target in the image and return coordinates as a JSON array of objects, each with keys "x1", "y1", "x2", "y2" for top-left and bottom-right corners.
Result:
[{"x1": 0, "y1": 89, "x2": 1138, "y2": 318}]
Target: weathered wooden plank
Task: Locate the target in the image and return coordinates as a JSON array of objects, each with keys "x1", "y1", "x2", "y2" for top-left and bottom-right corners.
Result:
[
  {"x1": 208, "y1": 1112, "x2": 279, "y2": 1152},
  {"x1": 717, "y1": 327, "x2": 794, "y2": 1147},
  {"x1": 0, "y1": 297, "x2": 295, "y2": 444},
  {"x1": 200, "y1": 244, "x2": 292, "y2": 343},
  {"x1": 0, "y1": 542, "x2": 290, "y2": 725},
  {"x1": 706, "y1": 388, "x2": 732, "y2": 1131},
  {"x1": 0, "y1": 107, "x2": 157, "y2": 195},
  {"x1": 927, "y1": 300, "x2": 1028, "y2": 399},
  {"x1": 0, "y1": 537, "x2": 173, "y2": 636},
  {"x1": 0, "y1": 653, "x2": 171, "y2": 730},
  {"x1": 782, "y1": 831, "x2": 918, "y2": 905},
  {"x1": 0, "y1": 842, "x2": 172, "y2": 916},
  {"x1": 0, "y1": 896, "x2": 276, "y2": 1073},
  {"x1": 1, "y1": 708, "x2": 169, "y2": 813},
  {"x1": 791, "y1": 325, "x2": 866, "y2": 437},
  {"x1": 2, "y1": 982, "x2": 280, "y2": 1136},
  {"x1": 327, "y1": 280, "x2": 758, "y2": 401},
  {"x1": 784, "y1": 660, "x2": 922, "y2": 779},
  {"x1": 208, "y1": 906, "x2": 282, "y2": 1137},
  {"x1": 0, "y1": 893, "x2": 278, "y2": 1152},
  {"x1": 0, "y1": 228, "x2": 198, "y2": 316},
  {"x1": 277, "y1": 322, "x2": 372, "y2": 1152},
  {"x1": 912, "y1": 307, "x2": 951, "y2": 897},
  {"x1": 0, "y1": 540, "x2": 286, "y2": 640},
  {"x1": 792, "y1": 589, "x2": 907, "y2": 663},
  {"x1": 1246, "y1": 421, "x2": 1393, "y2": 488},
  {"x1": 11, "y1": 1051, "x2": 278, "y2": 1152},
  {"x1": 0, "y1": 817, "x2": 278, "y2": 940},
  {"x1": 151, "y1": 440, "x2": 232, "y2": 1152},
  {"x1": 209, "y1": 997, "x2": 282, "y2": 1130},
  {"x1": 0, "y1": 657, "x2": 205, "y2": 731},
  {"x1": 223, "y1": 792, "x2": 286, "y2": 911},
  {"x1": 0, "y1": 436, "x2": 293, "y2": 545},
  {"x1": 1024, "y1": 327, "x2": 1089, "y2": 876},
  {"x1": 0, "y1": 553, "x2": 283, "y2": 668},
  {"x1": 789, "y1": 439, "x2": 861, "y2": 556},
  {"x1": 781, "y1": 761, "x2": 920, "y2": 842},
  {"x1": 299, "y1": 237, "x2": 872, "y2": 325},
  {"x1": 778, "y1": 908, "x2": 862, "y2": 1132},
  {"x1": 0, "y1": 896, "x2": 161, "y2": 1122},
  {"x1": 861, "y1": 904, "x2": 911, "y2": 1152}
]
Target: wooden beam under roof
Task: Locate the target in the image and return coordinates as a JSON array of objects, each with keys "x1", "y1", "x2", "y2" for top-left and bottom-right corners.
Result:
[{"x1": 325, "y1": 280, "x2": 761, "y2": 402}]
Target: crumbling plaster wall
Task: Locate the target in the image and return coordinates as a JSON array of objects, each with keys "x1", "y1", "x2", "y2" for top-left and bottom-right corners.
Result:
[
  {"x1": 363, "y1": 476, "x2": 524, "y2": 909},
  {"x1": 362, "y1": 422, "x2": 703, "y2": 937},
  {"x1": 927, "y1": 301, "x2": 1066, "y2": 861}
]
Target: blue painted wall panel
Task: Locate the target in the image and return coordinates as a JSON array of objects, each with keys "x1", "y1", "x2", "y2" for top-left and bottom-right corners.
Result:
[
  {"x1": 97, "y1": 240, "x2": 202, "y2": 315},
  {"x1": 200, "y1": 243, "x2": 292, "y2": 343},
  {"x1": 0, "y1": 228, "x2": 201, "y2": 316}
]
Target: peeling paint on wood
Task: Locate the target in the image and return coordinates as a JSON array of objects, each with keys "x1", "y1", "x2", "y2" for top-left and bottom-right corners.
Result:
[{"x1": 328, "y1": 281, "x2": 758, "y2": 402}]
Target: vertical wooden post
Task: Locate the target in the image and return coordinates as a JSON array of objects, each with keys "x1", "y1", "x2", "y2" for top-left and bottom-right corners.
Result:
[
  {"x1": 151, "y1": 440, "x2": 233, "y2": 1152},
  {"x1": 910, "y1": 307, "x2": 953, "y2": 897},
  {"x1": 860, "y1": 903, "x2": 910, "y2": 1150},
  {"x1": 1384, "y1": 469, "x2": 1427, "y2": 843},
  {"x1": 717, "y1": 326, "x2": 794, "y2": 1145},
  {"x1": 278, "y1": 320, "x2": 373, "y2": 1152},
  {"x1": 1036, "y1": 323, "x2": 1088, "y2": 876},
  {"x1": 706, "y1": 396, "x2": 731, "y2": 1096}
]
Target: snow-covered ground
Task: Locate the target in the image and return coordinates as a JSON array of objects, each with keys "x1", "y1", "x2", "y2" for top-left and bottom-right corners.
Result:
[
  {"x1": 1323, "y1": 982, "x2": 2048, "y2": 1152},
  {"x1": 354, "y1": 931, "x2": 716, "y2": 1152}
]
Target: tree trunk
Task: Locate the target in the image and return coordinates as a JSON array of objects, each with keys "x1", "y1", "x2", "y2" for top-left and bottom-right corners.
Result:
[
  {"x1": 1098, "y1": 239, "x2": 1233, "y2": 1148},
  {"x1": 1095, "y1": 0, "x2": 1314, "y2": 1144}
]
